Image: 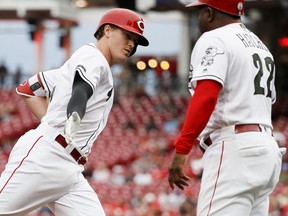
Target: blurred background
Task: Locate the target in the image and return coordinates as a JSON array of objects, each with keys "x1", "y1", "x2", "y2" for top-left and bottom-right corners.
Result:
[{"x1": 0, "y1": 0, "x2": 288, "y2": 215}]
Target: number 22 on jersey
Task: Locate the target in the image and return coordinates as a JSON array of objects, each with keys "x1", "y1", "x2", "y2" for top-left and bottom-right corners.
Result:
[{"x1": 253, "y1": 53, "x2": 275, "y2": 98}]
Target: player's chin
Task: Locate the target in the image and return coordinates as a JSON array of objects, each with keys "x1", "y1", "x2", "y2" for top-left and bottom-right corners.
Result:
[{"x1": 116, "y1": 54, "x2": 129, "y2": 63}]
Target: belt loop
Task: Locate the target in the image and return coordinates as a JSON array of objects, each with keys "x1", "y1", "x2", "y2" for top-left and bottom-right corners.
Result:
[
  {"x1": 259, "y1": 125, "x2": 273, "y2": 136},
  {"x1": 199, "y1": 137, "x2": 210, "y2": 152},
  {"x1": 55, "y1": 134, "x2": 87, "y2": 165},
  {"x1": 65, "y1": 144, "x2": 75, "y2": 154}
]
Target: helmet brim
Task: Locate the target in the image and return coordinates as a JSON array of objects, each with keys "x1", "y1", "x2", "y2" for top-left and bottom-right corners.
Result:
[
  {"x1": 94, "y1": 23, "x2": 149, "y2": 48},
  {"x1": 186, "y1": 0, "x2": 243, "y2": 16},
  {"x1": 138, "y1": 35, "x2": 149, "y2": 47},
  {"x1": 119, "y1": 25, "x2": 149, "y2": 47}
]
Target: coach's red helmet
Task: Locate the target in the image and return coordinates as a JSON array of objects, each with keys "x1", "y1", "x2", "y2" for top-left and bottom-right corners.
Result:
[
  {"x1": 186, "y1": 0, "x2": 244, "y2": 17},
  {"x1": 94, "y1": 8, "x2": 149, "y2": 56}
]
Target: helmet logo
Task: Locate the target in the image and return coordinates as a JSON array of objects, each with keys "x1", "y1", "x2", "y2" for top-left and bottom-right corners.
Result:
[
  {"x1": 137, "y1": 21, "x2": 145, "y2": 32},
  {"x1": 237, "y1": 2, "x2": 244, "y2": 15}
]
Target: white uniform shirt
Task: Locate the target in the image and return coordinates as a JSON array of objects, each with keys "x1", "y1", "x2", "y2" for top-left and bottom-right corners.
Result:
[
  {"x1": 19, "y1": 43, "x2": 114, "y2": 156},
  {"x1": 189, "y1": 23, "x2": 276, "y2": 140}
]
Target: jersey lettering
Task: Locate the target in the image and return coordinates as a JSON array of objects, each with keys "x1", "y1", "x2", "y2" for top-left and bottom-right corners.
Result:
[
  {"x1": 106, "y1": 88, "x2": 113, "y2": 101},
  {"x1": 236, "y1": 33, "x2": 268, "y2": 51}
]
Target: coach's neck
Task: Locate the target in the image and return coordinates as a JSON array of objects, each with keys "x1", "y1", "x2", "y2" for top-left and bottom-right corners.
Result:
[{"x1": 201, "y1": 6, "x2": 241, "y2": 34}]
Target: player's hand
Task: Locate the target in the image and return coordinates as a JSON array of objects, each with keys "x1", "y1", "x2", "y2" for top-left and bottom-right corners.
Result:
[
  {"x1": 168, "y1": 153, "x2": 190, "y2": 190},
  {"x1": 280, "y1": 147, "x2": 287, "y2": 156},
  {"x1": 64, "y1": 111, "x2": 81, "y2": 144}
]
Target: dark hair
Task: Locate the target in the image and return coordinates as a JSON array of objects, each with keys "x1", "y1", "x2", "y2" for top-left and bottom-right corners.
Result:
[
  {"x1": 94, "y1": 25, "x2": 104, "y2": 39},
  {"x1": 94, "y1": 24, "x2": 118, "y2": 40}
]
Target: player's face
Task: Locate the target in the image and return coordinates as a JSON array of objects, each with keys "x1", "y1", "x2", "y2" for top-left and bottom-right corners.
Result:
[{"x1": 108, "y1": 26, "x2": 139, "y2": 64}]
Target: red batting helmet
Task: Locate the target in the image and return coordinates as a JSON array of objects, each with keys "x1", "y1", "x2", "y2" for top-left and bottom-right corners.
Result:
[
  {"x1": 186, "y1": 0, "x2": 244, "y2": 17},
  {"x1": 94, "y1": 8, "x2": 149, "y2": 56}
]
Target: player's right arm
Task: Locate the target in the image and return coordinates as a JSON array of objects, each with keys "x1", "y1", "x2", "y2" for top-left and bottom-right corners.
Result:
[
  {"x1": 19, "y1": 95, "x2": 48, "y2": 120},
  {"x1": 16, "y1": 70, "x2": 58, "y2": 120}
]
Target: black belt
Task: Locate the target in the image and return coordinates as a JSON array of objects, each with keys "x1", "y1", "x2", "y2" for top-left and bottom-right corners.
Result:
[
  {"x1": 55, "y1": 135, "x2": 87, "y2": 165},
  {"x1": 201, "y1": 124, "x2": 262, "y2": 151}
]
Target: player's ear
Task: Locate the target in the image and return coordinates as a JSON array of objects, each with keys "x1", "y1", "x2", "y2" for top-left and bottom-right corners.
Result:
[
  {"x1": 103, "y1": 24, "x2": 111, "y2": 37},
  {"x1": 206, "y1": 7, "x2": 214, "y2": 23}
]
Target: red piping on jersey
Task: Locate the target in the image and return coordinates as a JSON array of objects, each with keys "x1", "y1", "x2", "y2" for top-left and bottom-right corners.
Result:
[
  {"x1": 207, "y1": 141, "x2": 225, "y2": 216},
  {"x1": 0, "y1": 135, "x2": 43, "y2": 194}
]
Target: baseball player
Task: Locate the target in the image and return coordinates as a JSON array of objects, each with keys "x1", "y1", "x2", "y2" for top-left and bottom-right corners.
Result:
[
  {"x1": 168, "y1": 0, "x2": 286, "y2": 215},
  {"x1": 0, "y1": 8, "x2": 148, "y2": 216}
]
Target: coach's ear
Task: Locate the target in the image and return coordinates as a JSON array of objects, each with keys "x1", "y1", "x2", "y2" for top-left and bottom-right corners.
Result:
[{"x1": 206, "y1": 7, "x2": 215, "y2": 23}]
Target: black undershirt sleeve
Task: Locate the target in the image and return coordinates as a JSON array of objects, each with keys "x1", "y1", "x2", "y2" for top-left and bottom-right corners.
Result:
[{"x1": 66, "y1": 72, "x2": 93, "y2": 119}]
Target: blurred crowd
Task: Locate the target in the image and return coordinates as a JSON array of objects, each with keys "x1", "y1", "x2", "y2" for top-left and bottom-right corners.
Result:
[
  {"x1": 0, "y1": 60, "x2": 288, "y2": 216},
  {"x1": 0, "y1": 61, "x2": 24, "y2": 89}
]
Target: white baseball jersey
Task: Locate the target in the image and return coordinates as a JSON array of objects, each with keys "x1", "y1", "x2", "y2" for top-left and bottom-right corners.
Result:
[
  {"x1": 17, "y1": 43, "x2": 114, "y2": 157},
  {"x1": 188, "y1": 23, "x2": 284, "y2": 216},
  {"x1": 0, "y1": 42, "x2": 110, "y2": 215},
  {"x1": 188, "y1": 23, "x2": 276, "y2": 140}
]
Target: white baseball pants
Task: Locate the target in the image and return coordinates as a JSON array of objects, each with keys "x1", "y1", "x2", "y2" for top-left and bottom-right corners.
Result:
[
  {"x1": 0, "y1": 122, "x2": 106, "y2": 216},
  {"x1": 197, "y1": 126, "x2": 283, "y2": 216}
]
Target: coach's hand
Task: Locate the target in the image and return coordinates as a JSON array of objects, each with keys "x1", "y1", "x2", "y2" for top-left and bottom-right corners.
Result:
[
  {"x1": 64, "y1": 111, "x2": 81, "y2": 144},
  {"x1": 168, "y1": 153, "x2": 190, "y2": 190}
]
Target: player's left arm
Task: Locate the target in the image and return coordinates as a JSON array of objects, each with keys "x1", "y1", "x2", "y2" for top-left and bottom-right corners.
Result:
[
  {"x1": 66, "y1": 72, "x2": 93, "y2": 119},
  {"x1": 64, "y1": 72, "x2": 93, "y2": 143}
]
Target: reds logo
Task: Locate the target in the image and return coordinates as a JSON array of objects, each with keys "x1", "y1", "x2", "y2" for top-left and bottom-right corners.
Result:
[
  {"x1": 137, "y1": 20, "x2": 144, "y2": 32},
  {"x1": 201, "y1": 46, "x2": 224, "y2": 66}
]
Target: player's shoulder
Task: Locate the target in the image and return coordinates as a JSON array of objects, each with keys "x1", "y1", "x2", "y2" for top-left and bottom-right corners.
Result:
[
  {"x1": 203, "y1": 23, "x2": 244, "y2": 37},
  {"x1": 198, "y1": 23, "x2": 251, "y2": 46},
  {"x1": 70, "y1": 43, "x2": 110, "y2": 73},
  {"x1": 74, "y1": 43, "x2": 99, "y2": 55},
  {"x1": 196, "y1": 30, "x2": 224, "y2": 47},
  {"x1": 72, "y1": 43, "x2": 106, "y2": 62}
]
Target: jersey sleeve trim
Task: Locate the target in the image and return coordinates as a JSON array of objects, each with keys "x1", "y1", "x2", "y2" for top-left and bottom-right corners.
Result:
[
  {"x1": 192, "y1": 75, "x2": 224, "y2": 87},
  {"x1": 16, "y1": 80, "x2": 34, "y2": 97},
  {"x1": 39, "y1": 71, "x2": 52, "y2": 98},
  {"x1": 75, "y1": 65, "x2": 95, "y2": 91},
  {"x1": 16, "y1": 72, "x2": 47, "y2": 97}
]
